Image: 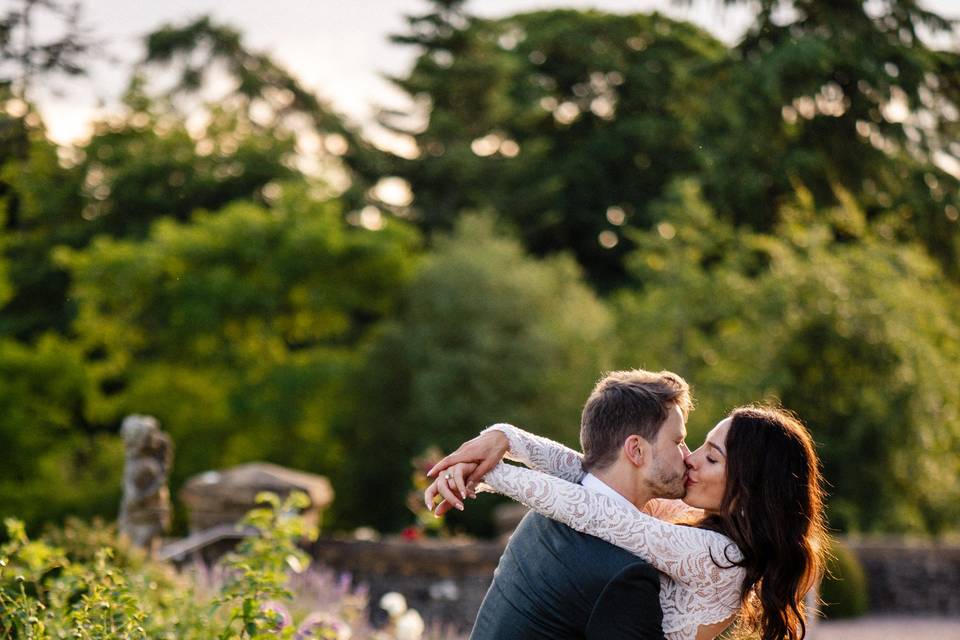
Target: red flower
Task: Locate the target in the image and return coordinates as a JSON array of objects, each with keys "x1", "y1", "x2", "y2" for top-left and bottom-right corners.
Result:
[{"x1": 400, "y1": 526, "x2": 423, "y2": 541}]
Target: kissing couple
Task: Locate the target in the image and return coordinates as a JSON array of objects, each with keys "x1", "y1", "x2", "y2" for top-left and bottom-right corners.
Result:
[{"x1": 424, "y1": 369, "x2": 827, "y2": 640}]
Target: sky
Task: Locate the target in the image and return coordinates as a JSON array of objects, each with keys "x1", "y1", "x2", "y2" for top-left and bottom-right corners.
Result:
[{"x1": 30, "y1": 0, "x2": 960, "y2": 146}]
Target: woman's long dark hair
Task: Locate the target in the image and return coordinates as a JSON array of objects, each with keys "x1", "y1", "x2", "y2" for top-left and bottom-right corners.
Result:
[{"x1": 699, "y1": 405, "x2": 827, "y2": 640}]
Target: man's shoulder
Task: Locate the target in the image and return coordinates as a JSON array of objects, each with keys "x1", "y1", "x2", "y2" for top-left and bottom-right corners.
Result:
[{"x1": 487, "y1": 512, "x2": 664, "y2": 640}]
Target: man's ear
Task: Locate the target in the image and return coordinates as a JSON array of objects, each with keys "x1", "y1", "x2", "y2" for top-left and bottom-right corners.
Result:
[{"x1": 623, "y1": 434, "x2": 649, "y2": 468}]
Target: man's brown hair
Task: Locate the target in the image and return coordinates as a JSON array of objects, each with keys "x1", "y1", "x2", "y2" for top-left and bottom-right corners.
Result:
[{"x1": 580, "y1": 369, "x2": 693, "y2": 472}]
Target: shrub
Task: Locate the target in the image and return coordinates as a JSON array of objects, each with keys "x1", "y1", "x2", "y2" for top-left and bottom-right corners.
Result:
[
  {"x1": 0, "y1": 493, "x2": 462, "y2": 639},
  {"x1": 819, "y1": 538, "x2": 869, "y2": 619},
  {"x1": 335, "y1": 214, "x2": 612, "y2": 533}
]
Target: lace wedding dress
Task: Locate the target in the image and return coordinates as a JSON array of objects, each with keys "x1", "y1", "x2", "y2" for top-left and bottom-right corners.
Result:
[{"x1": 480, "y1": 424, "x2": 745, "y2": 640}]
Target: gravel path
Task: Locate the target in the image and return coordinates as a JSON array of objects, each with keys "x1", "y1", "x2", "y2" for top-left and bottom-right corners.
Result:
[{"x1": 813, "y1": 616, "x2": 960, "y2": 640}]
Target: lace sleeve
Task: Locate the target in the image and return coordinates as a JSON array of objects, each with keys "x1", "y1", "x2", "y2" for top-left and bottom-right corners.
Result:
[
  {"x1": 482, "y1": 463, "x2": 745, "y2": 594},
  {"x1": 482, "y1": 423, "x2": 585, "y2": 483}
]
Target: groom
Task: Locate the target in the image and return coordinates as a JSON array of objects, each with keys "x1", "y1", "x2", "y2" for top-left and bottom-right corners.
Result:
[{"x1": 430, "y1": 369, "x2": 693, "y2": 640}]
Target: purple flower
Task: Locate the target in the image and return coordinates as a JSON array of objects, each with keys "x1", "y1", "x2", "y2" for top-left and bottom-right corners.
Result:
[
  {"x1": 295, "y1": 611, "x2": 352, "y2": 640},
  {"x1": 261, "y1": 600, "x2": 293, "y2": 630}
]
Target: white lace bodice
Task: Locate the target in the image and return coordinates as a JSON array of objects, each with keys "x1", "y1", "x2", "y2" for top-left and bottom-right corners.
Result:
[{"x1": 481, "y1": 424, "x2": 745, "y2": 640}]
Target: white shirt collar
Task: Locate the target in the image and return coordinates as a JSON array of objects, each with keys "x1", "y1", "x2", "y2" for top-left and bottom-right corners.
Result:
[{"x1": 581, "y1": 473, "x2": 639, "y2": 512}]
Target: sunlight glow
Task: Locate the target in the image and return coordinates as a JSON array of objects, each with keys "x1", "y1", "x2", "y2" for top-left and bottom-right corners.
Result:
[
  {"x1": 373, "y1": 177, "x2": 414, "y2": 207},
  {"x1": 598, "y1": 230, "x2": 619, "y2": 248},
  {"x1": 606, "y1": 206, "x2": 626, "y2": 226},
  {"x1": 554, "y1": 102, "x2": 580, "y2": 125}
]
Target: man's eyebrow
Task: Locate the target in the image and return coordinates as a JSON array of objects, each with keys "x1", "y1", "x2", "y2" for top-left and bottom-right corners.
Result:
[{"x1": 707, "y1": 441, "x2": 726, "y2": 456}]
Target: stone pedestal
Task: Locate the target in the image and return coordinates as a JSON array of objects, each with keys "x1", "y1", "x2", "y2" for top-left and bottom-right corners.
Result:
[{"x1": 179, "y1": 462, "x2": 333, "y2": 533}]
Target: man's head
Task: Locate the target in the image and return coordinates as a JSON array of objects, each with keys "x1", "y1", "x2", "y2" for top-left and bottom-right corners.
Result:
[{"x1": 580, "y1": 369, "x2": 693, "y2": 499}]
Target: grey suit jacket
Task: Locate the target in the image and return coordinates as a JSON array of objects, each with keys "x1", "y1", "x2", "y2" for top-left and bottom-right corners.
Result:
[{"x1": 470, "y1": 511, "x2": 665, "y2": 640}]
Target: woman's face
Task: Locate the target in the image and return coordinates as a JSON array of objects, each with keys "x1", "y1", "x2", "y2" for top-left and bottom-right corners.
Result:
[{"x1": 683, "y1": 417, "x2": 730, "y2": 514}]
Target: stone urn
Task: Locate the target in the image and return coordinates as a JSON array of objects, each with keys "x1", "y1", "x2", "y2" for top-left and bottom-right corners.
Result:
[{"x1": 179, "y1": 462, "x2": 333, "y2": 533}]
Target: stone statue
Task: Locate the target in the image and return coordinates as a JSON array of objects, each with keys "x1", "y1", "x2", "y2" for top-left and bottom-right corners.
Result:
[{"x1": 118, "y1": 415, "x2": 173, "y2": 550}]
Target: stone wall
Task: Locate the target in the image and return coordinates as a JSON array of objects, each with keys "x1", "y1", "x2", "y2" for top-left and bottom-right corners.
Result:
[
  {"x1": 309, "y1": 537, "x2": 503, "y2": 632},
  {"x1": 309, "y1": 535, "x2": 960, "y2": 630},
  {"x1": 846, "y1": 538, "x2": 960, "y2": 615}
]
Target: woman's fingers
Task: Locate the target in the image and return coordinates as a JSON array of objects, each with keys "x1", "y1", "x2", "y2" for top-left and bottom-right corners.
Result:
[
  {"x1": 452, "y1": 465, "x2": 466, "y2": 500},
  {"x1": 434, "y1": 499, "x2": 455, "y2": 517},
  {"x1": 427, "y1": 449, "x2": 471, "y2": 477},
  {"x1": 424, "y1": 431, "x2": 509, "y2": 511},
  {"x1": 428, "y1": 431, "x2": 509, "y2": 477},
  {"x1": 424, "y1": 466, "x2": 476, "y2": 515},
  {"x1": 424, "y1": 477, "x2": 441, "y2": 510},
  {"x1": 436, "y1": 473, "x2": 464, "y2": 511}
]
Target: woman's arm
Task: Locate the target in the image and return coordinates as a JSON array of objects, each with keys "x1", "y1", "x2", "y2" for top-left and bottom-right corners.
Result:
[
  {"x1": 481, "y1": 463, "x2": 744, "y2": 593},
  {"x1": 427, "y1": 423, "x2": 584, "y2": 490},
  {"x1": 482, "y1": 423, "x2": 585, "y2": 483}
]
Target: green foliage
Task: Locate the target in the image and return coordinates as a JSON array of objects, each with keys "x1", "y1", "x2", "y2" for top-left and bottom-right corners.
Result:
[
  {"x1": 0, "y1": 335, "x2": 123, "y2": 526},
  {"x1": 0, "y1": 495, "x2": 450, "y2": 639},
  {"x1": 699, "y1": 0, "x2": 960, "y2": 274},
  {"x1": 820, "y1": 539, "x2": 869, "y2": 619},
  {"x1": 335, "y1": 215, "x2": 612, "y2": 532},
  {"x1": 0, "y1": 87, "x2": 299, "y2": 341},
  {"x1": 352, "y1": 7, "x2": 727, "y2": 285},
  {"x1": 77, "y1": 87, "x2": 298, "y2": 241},
  {"x1": 1, "y1": 516, "x2": 202, "y2": 638},
  {"x1": 53, "y1": 185, "x2": 420, "y2": 507},
  {"x1": 615, "y1": 179, "x2": 960, "y2": 533},
  {"x1": 1, "y1": 1, "x2": 959, "y2": 539},
  {"x1": 214, "y1": 492, "x2": 318, "y2": 639},
  {"x1": 0, "y1": 494, "x2": 376, "y2": 639},
  {"x1": 364, "y1": 0, "x2": 959, "y2": 282},
  {"x1": 0, "y1": 118, "x2": 85, "y2": 338}
]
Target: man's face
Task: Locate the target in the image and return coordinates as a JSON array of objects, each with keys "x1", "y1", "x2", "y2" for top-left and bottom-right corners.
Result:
[{"x1": 645, "y1": 404, "x2": 690, "y2": 499}]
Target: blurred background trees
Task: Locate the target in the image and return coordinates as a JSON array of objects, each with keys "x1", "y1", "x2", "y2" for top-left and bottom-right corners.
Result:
[
  {"x1": 335, "y1": 214, "x2": 611, "y2": 533},
  {"x1": 0, "y1": 0, "x2": 958, "y2": 536}
]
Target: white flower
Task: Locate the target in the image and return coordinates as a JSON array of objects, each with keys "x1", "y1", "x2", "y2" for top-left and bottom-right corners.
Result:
[
  {"x1": 395, "y1": 609, "x2": 425, "y2": 640},
  {"x1": 379, "y1": 591, "x2": 407, "y2": 618}
]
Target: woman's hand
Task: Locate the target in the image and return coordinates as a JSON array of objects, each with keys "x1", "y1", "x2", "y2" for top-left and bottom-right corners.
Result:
[
  {"x1": 424, "y1": 461, "x2": 478, "y2": 516},
  {"x1": 427, "y1": 430, "x2": 510, "y2": 488}
]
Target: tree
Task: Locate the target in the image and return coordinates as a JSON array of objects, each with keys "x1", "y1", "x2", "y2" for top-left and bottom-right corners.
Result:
[
  {"x1": 0, "y1": 85, "x2": 300, "y2": 340},
  {"x1": 359, "y1": 0, "x2": 959, "y2": 283},
  {"x1": 614, "y1": 179, "x2": 960, "y2": 533},
  {"x1": 0, "y1": 0, "x2": 93, "y2": 100},
  {"x1": 699, "y1": 0, "x2": 960, "y2": 274},
  {"x1": 0, "y1": 1, "x2": 95, "y2": 337},
  {"x1": 1, "y1": 17, "x2": 336, "y2": 340},
  {"x1": 51, "y1": 185, "x2": 420, "y2": 529},
  {"x1": 0, "y1": 0, "x2": 93, "y2": 236},
  {"x1": 0, "y1": 334, "x2": 124, "y2": 528},
  {"x1": 349, "y1": 5, "x2": 727, "y2": 286},
  {"x1": 335, "y1": 215, "x2": 612, "y2": 532},
  {"x1": 0, "y1": 125, "x2": 84, "y2": 338},
  {"x1": 136, "y1": 16, "x2": 363, "y2": 210}
]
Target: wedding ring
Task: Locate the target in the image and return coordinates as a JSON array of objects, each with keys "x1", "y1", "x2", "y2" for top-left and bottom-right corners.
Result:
[{"x1": 444, "y1": 472, "x2": 453, "y2": 480}]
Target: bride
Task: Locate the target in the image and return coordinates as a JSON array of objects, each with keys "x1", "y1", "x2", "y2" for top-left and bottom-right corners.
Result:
[{"x1": 425, "y1": 405, "x2": 827, "y2": 640}]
